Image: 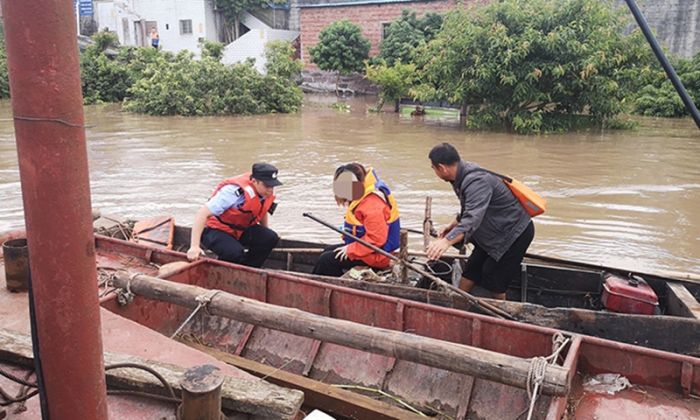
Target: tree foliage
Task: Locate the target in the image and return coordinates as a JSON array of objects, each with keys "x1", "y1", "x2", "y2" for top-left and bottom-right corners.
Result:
[
  {"x1": 379, "y1": 10, "x2": 442, "y2": 66},
  {"x1": 414, "y1": 0, "x2": 652, "y2": 133},
  {"x1": 631, "y1": 54, "x2": 700, "y2": 117},
  {"x1": 201, "y1": 40, "x2": 225, "y2": 61},
  {"x1": 124, "y1": 42, "x2": 302, "y2": 116},
  {"x1": 0, "y1": 23, "x2": 9, "y2": 99},
  {"x1": 365, "y1": 61, "x2": 416, "y2": 111},
  {"x1": 265, "y1": 40, "x2": 302, "y2": 79},
  {"x1": 80, "y1": 31, "x2": 132, "y2": 104},
  {"x1": 309, "y1": 20, "x2": 370, "y2": 75}
]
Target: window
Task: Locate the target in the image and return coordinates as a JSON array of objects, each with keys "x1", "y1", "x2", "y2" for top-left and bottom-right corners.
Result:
[
  {"x1": 382, "y1": 22, "x2": 392, "y2": 40},
  {"x1": 179, "y1": 19, "x2": 193, "y2": 35}
]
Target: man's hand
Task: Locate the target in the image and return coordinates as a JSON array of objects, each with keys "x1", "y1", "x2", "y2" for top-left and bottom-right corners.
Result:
[
  {"x1": 438, "y1": 220, "x2": 459, "y2": 238},
  {"x1": 334, "y1": 245, "x2": 350, "y2": 261},
  {"x1": 187, "y1": 246, "x2": 204, "y2": 261},
  {"x1": 426, "y1": 237, "x2": 451, "y2": 260}
]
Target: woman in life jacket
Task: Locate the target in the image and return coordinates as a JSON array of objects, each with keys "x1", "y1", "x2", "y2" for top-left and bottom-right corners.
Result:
[{"x1": 312, "y1": 163, "x2": 401, "y2": 277}]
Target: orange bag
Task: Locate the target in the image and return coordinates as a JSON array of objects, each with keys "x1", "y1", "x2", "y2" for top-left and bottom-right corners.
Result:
[
  {"x1": 502, "y1": 177, "x2": 547, "y2": 217},
  {"x1": 481, "y1": 169, "x2": 547, "y2": 217}
]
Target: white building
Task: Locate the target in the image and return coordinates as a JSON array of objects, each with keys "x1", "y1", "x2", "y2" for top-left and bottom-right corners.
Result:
[
  {"x1": 94, "y1": 0, "x2": 299, "y2": 70},
  {"x1": 221, "y1": 12, "x2": 298, "y2": 73},
  {"x1": 95, "y1": 0, "x2": 220, "y2": 53}
]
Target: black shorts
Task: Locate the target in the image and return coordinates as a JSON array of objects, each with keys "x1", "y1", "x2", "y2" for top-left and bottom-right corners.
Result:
[{"x1": 462, "y1": 221, "x2": 534, "y2": 293}]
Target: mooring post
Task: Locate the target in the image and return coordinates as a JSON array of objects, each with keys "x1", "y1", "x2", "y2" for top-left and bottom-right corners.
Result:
[{"x1": 180, "y1": 364, "x2": 225, "y2": 420}]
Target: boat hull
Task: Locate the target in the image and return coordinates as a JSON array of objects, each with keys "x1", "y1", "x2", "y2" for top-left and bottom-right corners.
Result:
[{"x1": 94, "y1": 235, "x2": 700, "y2": 419}]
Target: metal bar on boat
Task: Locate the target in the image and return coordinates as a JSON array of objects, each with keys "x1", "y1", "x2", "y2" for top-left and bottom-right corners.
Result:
[
  {"x1": 110, "y1": 272, "x2": 571, "y2": 396},
  {"x1": 302, "y1": 213, "x2": 514, "y2": 320},
  {"x1": 2, "y1": 0, "x2": 109, "y2": 417}
]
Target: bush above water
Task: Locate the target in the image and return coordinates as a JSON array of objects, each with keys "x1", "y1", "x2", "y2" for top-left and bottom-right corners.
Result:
[
  {"x1": 80, "y1": 31, "x2": 302, "y2": 116},
  {"x1": 631, "y1": 54, "x2": 700, "y2": 118},
  {"x1": 0, "y1": 24, "x2": 9, "y2": 99}
]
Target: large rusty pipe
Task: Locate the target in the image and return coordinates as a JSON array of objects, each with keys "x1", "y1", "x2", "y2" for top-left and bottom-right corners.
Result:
[{"x1": 2, "y1": 0, "x2": 108, "y2": 418}]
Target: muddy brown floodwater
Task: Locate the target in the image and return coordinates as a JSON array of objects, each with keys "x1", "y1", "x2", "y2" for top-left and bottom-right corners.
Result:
[{"x1": 1, "y1": 95, "x2": 698, "y2": 274}]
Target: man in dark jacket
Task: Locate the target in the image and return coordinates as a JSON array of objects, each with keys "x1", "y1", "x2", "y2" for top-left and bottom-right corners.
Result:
[{"x1": 426, "y1": 143, "x2": 534, "y2": 300}]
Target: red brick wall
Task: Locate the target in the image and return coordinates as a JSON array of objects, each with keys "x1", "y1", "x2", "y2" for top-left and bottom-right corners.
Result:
[{"x1": 300, "y1": 0, "x2": 469, "y2": 69}]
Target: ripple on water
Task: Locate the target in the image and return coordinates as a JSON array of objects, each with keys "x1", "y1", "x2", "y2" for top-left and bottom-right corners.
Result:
[{"x1": 0, "y1": 98, "x2": 698, "y2": 274}]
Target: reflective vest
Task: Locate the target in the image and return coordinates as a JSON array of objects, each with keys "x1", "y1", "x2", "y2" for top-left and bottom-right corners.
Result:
[
  {"x1": 205, "y1": 173, "x2": 275, "y2": 239},
  {"x1": 343, "y1": 169, "x2": 401, "y2": 252}
]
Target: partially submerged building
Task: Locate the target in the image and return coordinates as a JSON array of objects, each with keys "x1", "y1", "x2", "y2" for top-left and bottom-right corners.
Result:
[{"x1": 93, "y1": 0, "x2": 298, "y2": 70}]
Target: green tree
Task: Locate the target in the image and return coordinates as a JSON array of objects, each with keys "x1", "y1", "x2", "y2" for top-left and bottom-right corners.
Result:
[
  {"x1": 415, "y1": 0, "x2": 651, "y2": 133},
  {"x1": 0, "y1": 23, "x2": 10, "y2": 99},
  {"x1": 365, "y1": 61, "x2": 416, "y2": 111},
  {"x1": 201, "y1": 40, "x2": 225, "y2": 61},
  {"x1": 124, "y1": 46, "x2": 302, "y2": 116},
  {"x1": 632, "y1": 54, "x2": 700, "y2": 117},
  {"x1": 265, "y1": 40, "x2": 302, "y2": 79},
  {"x1": 379, "y1": 10, "x2": 442, "y2": 66},
  {"x1": 309, "y1": 20, "x2": 370, "y2": 92},
  {"x1": 80, "y1": 31, "x2": 132, "y2": 104}
]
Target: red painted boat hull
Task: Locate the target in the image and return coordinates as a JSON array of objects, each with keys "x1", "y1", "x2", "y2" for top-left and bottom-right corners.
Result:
[{"x1": 94, "y1": 235, "x2": 700, "y2": 419}]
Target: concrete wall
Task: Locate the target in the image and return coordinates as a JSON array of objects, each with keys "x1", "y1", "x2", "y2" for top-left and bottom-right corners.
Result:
[{"x1": 616, "y1": 0, "x2": 700, "y2": 58}]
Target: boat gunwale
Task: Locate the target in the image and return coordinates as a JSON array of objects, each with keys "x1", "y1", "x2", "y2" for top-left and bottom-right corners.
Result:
[{"x1": 94, "y1": 234, "x2": 700, "y2": 384}]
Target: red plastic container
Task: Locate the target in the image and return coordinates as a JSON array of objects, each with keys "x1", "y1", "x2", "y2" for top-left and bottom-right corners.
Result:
[{"x1": 601, "y1": 274, "x2": 659, "y2": 315}]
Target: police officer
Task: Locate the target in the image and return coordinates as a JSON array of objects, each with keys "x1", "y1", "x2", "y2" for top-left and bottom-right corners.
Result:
[{"x1": 187, "y1": 163, "x2": 281, "y2": 267}]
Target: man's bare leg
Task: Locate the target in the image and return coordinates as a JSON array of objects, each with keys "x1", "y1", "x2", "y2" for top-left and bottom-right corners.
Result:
[
  {"x1": 459, "y1": 277, "x2": 476, "y2": 292},
  {"x1": 492, "y1": 292, "x2": 507, "y2": 300}
]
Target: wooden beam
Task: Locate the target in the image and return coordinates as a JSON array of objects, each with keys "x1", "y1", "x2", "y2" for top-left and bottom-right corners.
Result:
[
  {"x1": 111, "y1": 272, "x2": 570, "y2": 396},
  {"x1": 423, "y1": 196, "x2": 433, "y2": 251},
  {"x1": 0, "y1": 328, "x2": 303, "y2": 419},
  {"x1": 399, "y1": 229, "x2": 409, "y2": 284},
  {"x1": 666, "y1": 283, "x2": 700, "y2": 319},
  {"x1": 186, "y1": 342, "x2": 424, "y2": 420}
]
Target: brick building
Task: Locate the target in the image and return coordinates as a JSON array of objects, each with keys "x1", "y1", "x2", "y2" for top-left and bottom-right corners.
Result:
[{"x1": 298, "y1": 0, "x2": 464, "y2": 68}]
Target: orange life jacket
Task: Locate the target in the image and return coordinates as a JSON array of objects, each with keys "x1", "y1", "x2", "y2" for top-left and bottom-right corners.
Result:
[{"x1": 205, "y1": 173, "x2": 275, "y2": 239}]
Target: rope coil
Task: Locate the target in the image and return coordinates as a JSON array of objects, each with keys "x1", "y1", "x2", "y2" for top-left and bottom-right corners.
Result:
[{"x1": 524, "y1": 332, "x2": 571, "y2": 420}]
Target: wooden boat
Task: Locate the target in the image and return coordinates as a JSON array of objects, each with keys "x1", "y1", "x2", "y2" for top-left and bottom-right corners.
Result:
[
  {"x1": 89, "y1": 234, "x2": 700, "y2": 419},
  {"x1": 166, "y1": 225, "x2": 700, "y2": 357}
]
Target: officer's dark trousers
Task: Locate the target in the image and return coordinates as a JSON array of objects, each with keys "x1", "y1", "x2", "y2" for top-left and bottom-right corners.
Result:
[{"x1": 201, "y1": 225, "x2": 279, "y2": 268}]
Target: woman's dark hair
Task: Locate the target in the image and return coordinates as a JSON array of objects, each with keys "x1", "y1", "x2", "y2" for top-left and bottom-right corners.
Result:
[
  {"x1": 334, "y1": 162, "x2": 366, "y2": 182},
  {"x1": 428, "y1": 143, "x2": 461, "y2": 166}
]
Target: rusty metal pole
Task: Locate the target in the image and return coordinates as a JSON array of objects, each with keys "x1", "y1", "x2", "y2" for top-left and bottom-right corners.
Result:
[
  {"x1": 180, "y1": 365, "x2": 225, "y2": 420},
  {"x1": 1, "y1": 0, "x2": 108, "y2": 418}
]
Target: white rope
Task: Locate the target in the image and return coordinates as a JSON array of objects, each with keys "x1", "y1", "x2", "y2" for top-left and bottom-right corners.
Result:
[
  {"x1": 170, "y1": 290, "x2": 221, "y2": 339},
  {"x1": 524, "y1": 332, "x2": 571, "y2": 420},
  {"x1": 114, "y1": 272, "x2": 139, "y2": 306}
]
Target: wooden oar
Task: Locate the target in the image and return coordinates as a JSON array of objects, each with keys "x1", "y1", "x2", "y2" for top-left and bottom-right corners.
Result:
[{"x1": 302, "y1": 213, "x2": 514, "y2": 320}]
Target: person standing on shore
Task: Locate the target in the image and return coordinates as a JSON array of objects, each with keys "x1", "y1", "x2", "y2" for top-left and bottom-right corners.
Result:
[{"x1": 150, "y1": 28, "x2": 160, "y2": 49}]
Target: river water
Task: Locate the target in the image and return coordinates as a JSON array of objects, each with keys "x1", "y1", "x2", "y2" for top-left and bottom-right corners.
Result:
[{"x1": 1, "y1": 96, "x2": 698, "y2": 274}]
